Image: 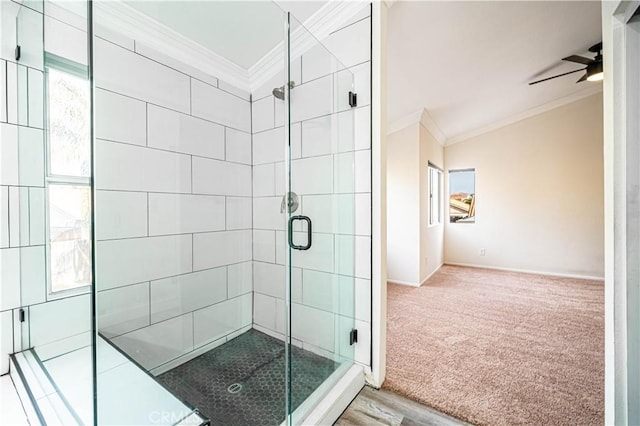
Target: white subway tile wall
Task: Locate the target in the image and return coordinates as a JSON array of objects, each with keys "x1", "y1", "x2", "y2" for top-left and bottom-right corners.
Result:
[
  {"x1": 98, "y1": 282, "x2": 150, "y2": 338},
  {"x1": 112, "y1": 314, "x2": 194, "y2": 370},
  {"x1": 95, "y1": 90, "x2": 147, "y2": 146},
  {"x1": 95, "y1": 39, "x2": 191, "y2": 114},
  {"x1": 92, "y1": 33, "x2": 257, "y2": 372},
  {"x1": 250, "y1": 5, "x2": 372, "y2": 367},
  {"x1": 0, "y1": 1, "x2": 373, "y2": 377},
  {"x1": 0, "y1": 311, "x2": 12, "y2": 373},
  {"x1": 150, "y1": 268, "x2": 227, "y2": 323},
  {"x1": 0, "y1": 1, "x2": 61, "y2": 374},
  {"x1": 29, "y1": 294, "x2": 92, "y2": 360}
]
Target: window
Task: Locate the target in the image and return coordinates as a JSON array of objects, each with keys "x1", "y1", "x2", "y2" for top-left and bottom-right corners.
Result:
[
  {"x1": 449, "y1": 169, "x2": 475, "y2": 223},
  {"x1": 45, "y1": 55, "x2": 92, "y2": 294},
  {"x1": 428, "y1": 163, "x2": 442, "y2": 226}
]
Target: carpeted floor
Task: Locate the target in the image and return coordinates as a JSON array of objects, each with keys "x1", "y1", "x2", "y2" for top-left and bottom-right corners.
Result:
[{"x1": 384, "y1": 265, "x2": 604, "y2": 426}]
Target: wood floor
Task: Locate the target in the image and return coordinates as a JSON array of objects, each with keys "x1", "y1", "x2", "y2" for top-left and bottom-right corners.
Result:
[{"x1": 335, "y1": 386, "x2": 469, "y2": 426}]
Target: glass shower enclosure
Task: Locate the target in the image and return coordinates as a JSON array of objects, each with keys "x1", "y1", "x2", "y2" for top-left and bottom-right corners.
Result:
[
  {"x1": 2, "y1": 0, "x2": 360, "y2": 423},
  {"x1": 90, "y1": 1, "x2": 358, "y2": 425}
]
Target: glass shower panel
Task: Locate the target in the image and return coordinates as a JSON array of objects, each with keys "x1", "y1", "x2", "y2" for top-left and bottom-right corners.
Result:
[
  {"x1": 13, "y1": 0, "x2": 44, "y2": 370},
  {"x1": 92, "y1": 2, "x2": 288, "y2": 424},
  {"x1": 285, "y1": 13, "x2": 356, "y2": 425},
  {"x1": 8, "y1": 0, "x2": 46, "y2": 356},
  {"x1": 4, "y1": 0, "x2": 96, "y2": 423}
]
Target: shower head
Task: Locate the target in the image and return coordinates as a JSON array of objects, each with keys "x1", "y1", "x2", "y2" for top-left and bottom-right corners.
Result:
[
  {"x1": 272, "y1": 81, "x2": 296, "y2": 100},
  {"x1": 272, "y1": 87, "x2": 285, "y2": 100}
]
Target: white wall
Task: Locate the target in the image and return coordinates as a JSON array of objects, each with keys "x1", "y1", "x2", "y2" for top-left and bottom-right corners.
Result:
[
  {"x1": 387, "y1": 122, "x2": 444, "y2": 286},
  {"x1": 251, "y1": 5, "x2": 373, "y2": 367},
  {"x1": 93, "y1": 31, "x2": 253, "y2": 372},
  {"x1": 444, "y1": 93, "x2": 604, "y2": 279}
]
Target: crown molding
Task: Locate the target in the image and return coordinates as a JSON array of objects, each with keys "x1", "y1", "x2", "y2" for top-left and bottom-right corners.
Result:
[
  {"x1": 93, "y1": 1, "x2": 251, "y2": 91},
  {"x1": 94, "y1": 0, "x2": 366, "y2": 95},
  {"x1": 388, "y1": 85, "x2": 603, "y2": 147},
  {"x1": 249, "y1": 1, "x2": 369, "y2": 91},
  {"x1": 445, "y1": 85, "x2": 603, "y2": 146},
  {"x1": 418, "y1": 108, "x2": 447, "y2": 146},
  {"x1": 387, "y1": 109, "x2": 423, "y2": 135},
  {"x1": 387, "y1": 108, "x2": 447, "y2": 146},
  {"x1": 384, "y1": 0, "x2": 397, "y2": 9}
]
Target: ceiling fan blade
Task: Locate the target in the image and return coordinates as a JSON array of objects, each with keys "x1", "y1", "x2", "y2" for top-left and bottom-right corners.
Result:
[
  {"x1": 562, "y1": 55, "x2": 592, "y2": 65},
  {"x1": 528, "y1": 68, "x2": 585, "y2": 85},
  {"x1": 576, "y1": 73, "x2": 588, "y2": 83}
]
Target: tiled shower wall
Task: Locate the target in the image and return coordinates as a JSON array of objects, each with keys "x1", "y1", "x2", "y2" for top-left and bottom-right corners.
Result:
[
  {"x1": 1, "y1": 2, "x2": 374, "y2": 379},
  {"x1": 93, "y1": 33, "x2": 254, "y2": 373},
  {"x1": 250, "y1": 6, "x2": 372, "y2": 367},
  {"x1": 1, "y1": 1, "x2": 93, "y2": 374}
]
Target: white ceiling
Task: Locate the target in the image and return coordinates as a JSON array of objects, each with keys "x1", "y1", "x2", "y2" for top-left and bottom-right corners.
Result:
[
  {"x1": 275, "y1": 1, "x2": 327, "y2": 23},
  {"x1": 387, "y1": 1, "x2": 603, "y2": 143},
  {"x1": 125, "y1": 1, "x2": 285, "y2": 69},
  {"x1": 125, "y1": 1, "x2": 324, "y2": 70}
]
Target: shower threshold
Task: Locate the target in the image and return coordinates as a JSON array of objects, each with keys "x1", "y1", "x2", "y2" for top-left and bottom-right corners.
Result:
[{"x1": 157, "y1": 329, "x2": 340, "y2": 425}]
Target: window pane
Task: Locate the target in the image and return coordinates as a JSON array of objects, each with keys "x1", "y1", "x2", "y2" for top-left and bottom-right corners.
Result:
[
  {"x1": 428, "y1": 168, "x2": 433, "y2": 225},
  {"x1": 449, "y1": 170, "x2": 475, "y2": 223},
  {"x1": 49, "y1": 184, "x2": 92, "y2": 292},
  {"x1": 429, "y1": 167, "x2": 442, "y2": 226},
  {"x1": 437, "y1": 171, "x2": 442, "y2": 223},
  {"x1": 47, "y1": 68, "x2": 90, "y2": 177}
]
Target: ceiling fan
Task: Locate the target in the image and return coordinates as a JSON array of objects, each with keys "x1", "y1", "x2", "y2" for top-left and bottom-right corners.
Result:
[{"x1": 529, "y1": 42, "x2": 603, "y2": 85}]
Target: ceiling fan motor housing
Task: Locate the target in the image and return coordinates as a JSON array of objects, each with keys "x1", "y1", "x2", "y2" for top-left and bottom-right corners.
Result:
[{"x1": 587, "y1": 60, "x2": 603, "y2": 77}]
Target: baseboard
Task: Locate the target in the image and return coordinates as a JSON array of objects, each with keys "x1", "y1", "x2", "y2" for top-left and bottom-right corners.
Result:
[
  {"x1": 388, "y1": 264, "x2": 444, "y2": 287},
  {"x1": 421, "y1": 264, "x2": 444, "y2": 284},
  {"x1": 444, "y1": 262, "x2": 604, "y2": 281},
  {"x1": 387, "y1": 278, "x2": 420, "y2": 287}
]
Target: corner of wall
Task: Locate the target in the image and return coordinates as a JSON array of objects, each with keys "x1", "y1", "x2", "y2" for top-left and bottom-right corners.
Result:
[{"x1": 370, "y1": 0, "x2": 387, "y2": 388}]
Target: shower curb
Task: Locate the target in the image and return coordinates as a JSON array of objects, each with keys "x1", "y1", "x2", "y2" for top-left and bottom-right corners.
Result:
[{"x1": 298, "y1": 364, "x2": 365, "y2": 425}]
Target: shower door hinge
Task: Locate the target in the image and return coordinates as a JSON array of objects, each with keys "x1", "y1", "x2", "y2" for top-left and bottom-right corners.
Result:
[
  {"x1": 15, "y1": 45, "x2": 21, "y2": 61},
  {"x1": 349, "y1": 91, "x2": 357, "y2": 108},
  {"x1": 349, "y1": 329, "x2": 358, "y2": 345},
  {"x1": 19, "y1": 308, "x2": 25, "y2": 323}
]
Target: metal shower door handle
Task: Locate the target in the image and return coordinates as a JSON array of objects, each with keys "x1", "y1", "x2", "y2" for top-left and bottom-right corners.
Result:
[{"x1": 288, "y1": 215, "x2": 312, "y2": 250}]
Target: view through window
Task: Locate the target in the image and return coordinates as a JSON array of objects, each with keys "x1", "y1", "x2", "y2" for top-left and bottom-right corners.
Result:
[
  {"x1": 428, "y1": 163, "x2": 442, "y2": 226},
  {"x1": 449, "y1": 169, "x2": 475, "y2": 223},
  {"x1": 46, "y1": 60, "x2": 92, "y2": 293}
]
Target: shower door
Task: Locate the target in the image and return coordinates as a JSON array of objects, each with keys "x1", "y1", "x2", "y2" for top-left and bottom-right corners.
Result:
[{"x1": 284, "y1": 13, "x2": 357, "y2": 424}]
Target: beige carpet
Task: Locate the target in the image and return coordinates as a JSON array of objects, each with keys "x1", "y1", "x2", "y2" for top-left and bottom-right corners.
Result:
[{"x1": 384, "y1": 265, "x2": 604, "y2": 426}]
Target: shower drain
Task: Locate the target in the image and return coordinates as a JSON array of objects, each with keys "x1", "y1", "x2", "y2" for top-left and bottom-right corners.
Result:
[{"x1": 227, "y1": 383, "x2": 243, "y2": 394}]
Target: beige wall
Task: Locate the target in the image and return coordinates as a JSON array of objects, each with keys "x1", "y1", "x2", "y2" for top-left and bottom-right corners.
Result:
[
  {"x1": 420, "y1": 124, "x2": 445, "y2": 281},
  {"x1": 387, "y1": 123, "x2": 444, "y2": 285},
  {"x1": 444, "y1": 93, "x2": 604, "y2": 278},
  {"x1": 387, "y1": 124, "x2": 420, "y2": 284}
]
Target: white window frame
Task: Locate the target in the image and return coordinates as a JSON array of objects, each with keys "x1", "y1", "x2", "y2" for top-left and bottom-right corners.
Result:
[
  {"x1": 44, "y1": 53, "x2": 91, "y2": 299},
  {"x1": 448, "y1": 168, "x2": 476, "y2": 224},
  {"x1": 428, "y1": 163, "x2": 442, "y2": 227}
]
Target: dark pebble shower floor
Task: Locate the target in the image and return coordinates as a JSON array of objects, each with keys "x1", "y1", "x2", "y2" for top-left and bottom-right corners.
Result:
[{"x1": 157, "y1": 329, "x2": 339, "y2": 425}]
